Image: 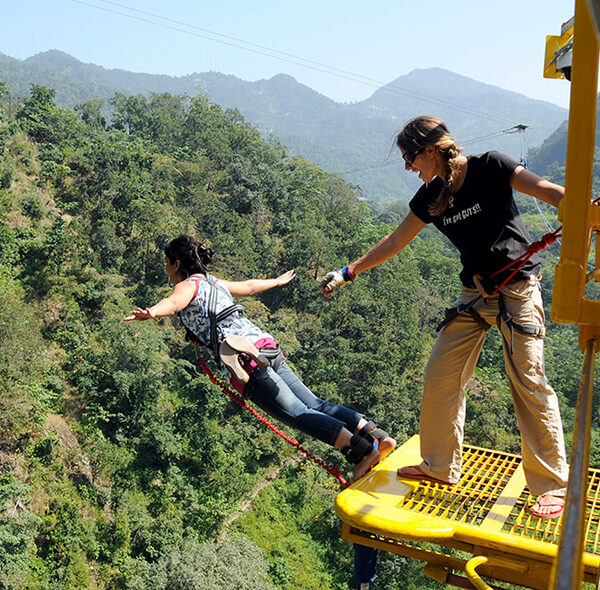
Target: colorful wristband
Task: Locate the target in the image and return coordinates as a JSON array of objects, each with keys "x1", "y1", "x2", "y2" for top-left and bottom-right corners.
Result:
[{"x1": 341, "y1": 265, "x2": 356, "y2": 282}]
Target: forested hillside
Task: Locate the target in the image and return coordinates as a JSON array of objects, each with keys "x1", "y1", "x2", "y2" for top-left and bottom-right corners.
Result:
[
  {"x1": 0, "y1": 81, "x2": 596, "y2": 589},
  {"x1": 0, "y1": 51, "x2": 568, "y2": 202},
  {"x1": 528, "y1": 95, "x2": 600, "y2": 175}
]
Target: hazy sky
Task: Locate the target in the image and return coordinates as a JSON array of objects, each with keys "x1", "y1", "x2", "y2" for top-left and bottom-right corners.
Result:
[{"x1": 3, "y1": 0, "x2": 574, "y2": 109}]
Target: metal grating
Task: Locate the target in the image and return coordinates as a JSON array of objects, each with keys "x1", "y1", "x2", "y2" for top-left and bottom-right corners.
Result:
[
  {"x1": 502, "y1": 489, "x2": 563, "y2": 545},
  {"x1": 399, "y1": 447, "x2": 521, "y2": 526},
  {"x1": 502, "y1": 468, "x2": 600, "y2": 554},
  {"x1": 395, "y1": 444, "x2": 600, "y2": 555},
  {"x1": 584, "y1": 469, "x2": 600, "y2": 554}
]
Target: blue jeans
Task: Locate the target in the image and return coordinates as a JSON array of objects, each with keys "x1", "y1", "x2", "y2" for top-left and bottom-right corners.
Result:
[
  {"x1": 244, "y1": 360, "x2": 363, "y2": 446},
  {"x1": 354, "y1": 544, "x2": 377, "y2": 584}
]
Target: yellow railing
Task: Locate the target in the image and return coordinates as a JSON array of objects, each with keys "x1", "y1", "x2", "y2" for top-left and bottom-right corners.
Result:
[{"x1": 550, "y1": 0, "x2": 600, "y2": 588}]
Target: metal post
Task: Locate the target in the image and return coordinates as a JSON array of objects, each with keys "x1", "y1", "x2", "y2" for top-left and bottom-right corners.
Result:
[
  {"x1": 552, "y1": 338, "x2": 596, "y2": 589},
  {"x1": 551, "y1": 0, "x2": 599, "y2": 325},
  {"x1": 585, "y1": 0, "x2": 600, "y2": 40}
]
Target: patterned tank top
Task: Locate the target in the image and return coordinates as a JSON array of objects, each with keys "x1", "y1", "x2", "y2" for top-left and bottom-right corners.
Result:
[{"x1": 178, "y1": 275, "x2": 272, "y2": 374}]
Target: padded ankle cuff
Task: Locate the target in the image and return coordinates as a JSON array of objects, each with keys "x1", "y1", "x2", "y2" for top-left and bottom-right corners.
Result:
[
  {"x1": 341, "y1": 434, "x2": 373, "y2": 464},
  {"x1": 357, "y1": 420, "x2": 389, "y2": 444}
]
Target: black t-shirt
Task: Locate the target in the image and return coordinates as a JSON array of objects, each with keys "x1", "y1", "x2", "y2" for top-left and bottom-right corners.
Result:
[{"x1": 409, "y1": 151, "x2": 540, "y2": 288}]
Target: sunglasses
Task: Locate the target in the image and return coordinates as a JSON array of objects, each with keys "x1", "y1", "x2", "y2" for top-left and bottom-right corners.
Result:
[{"x1": 402, "y1": 147, "x2": 424, "y2": 167}]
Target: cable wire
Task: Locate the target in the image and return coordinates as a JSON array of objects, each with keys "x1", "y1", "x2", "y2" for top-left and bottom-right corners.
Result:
[
  {"x1": 68, "y1": 0, "x2": 519, "y2": 126},
  {"x1": 336, "y1": 124, "x2": 530, "y2": 175}
]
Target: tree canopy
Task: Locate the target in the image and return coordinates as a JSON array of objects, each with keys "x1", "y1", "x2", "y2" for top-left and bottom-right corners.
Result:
[{"x1": 0, "y1": 83, "x2": 592, "y2": 589}]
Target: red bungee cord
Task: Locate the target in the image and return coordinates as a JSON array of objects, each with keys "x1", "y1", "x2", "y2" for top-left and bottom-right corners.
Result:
[
  {"x1": 198, "y1": 357, "x2": 349, "y2": 488},
  {"x1": 487, "y1": 196, "x2": 600, "y2": 294},
  {"x1": 487, "y1": 227, "x2": 562, "y2": 294}
]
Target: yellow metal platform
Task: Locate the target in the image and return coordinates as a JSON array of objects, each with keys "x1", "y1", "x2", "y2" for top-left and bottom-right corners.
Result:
[{"x1": 336, "y1": 436, "x2": 600, "y2": 589}]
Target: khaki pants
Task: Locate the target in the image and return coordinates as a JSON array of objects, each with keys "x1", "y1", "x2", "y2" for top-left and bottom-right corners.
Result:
[{"x1": 419, "y1": 275, "x2": 569, "y2": 496}]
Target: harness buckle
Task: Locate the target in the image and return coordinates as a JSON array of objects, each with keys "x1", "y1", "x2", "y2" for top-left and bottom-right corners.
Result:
[
  {"x1": 533, "y1": 325, "x2": 546, "y2": 338},
  {"x1": 219, "y1": 335, "x2": 269, "y2": 385},
  {"x1": 473, "y1": 274, "x2": 493, "y2": 298}
]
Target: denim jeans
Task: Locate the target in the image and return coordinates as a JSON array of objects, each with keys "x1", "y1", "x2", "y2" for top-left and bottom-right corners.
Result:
[
  {"x1": 354, "y1": 544, "x2": 377, "y2": 584},
  {"x1": 244, "y1": 360, "x2": 363, "y2": 446}
]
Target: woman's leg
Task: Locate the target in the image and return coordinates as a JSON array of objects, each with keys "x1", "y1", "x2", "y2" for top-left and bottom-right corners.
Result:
[
  {"x1": 418, "y1": 292, "x2": 488, "y2": 484},
  {"x1": 274, "y1": 361, "x2": 365, "y2": 434},
  {"x1": 245, "y1": 364, "x2": 352, "y2": 446},
  {"x1": 275, "y1": 361, "x2": 397, "y2": 459},
  {"x1": 499, "y1": 277, "x2": 569, "y2": 499},
  {"x1": 245, "y1": 365, "x2": 381, "y2": 478}
]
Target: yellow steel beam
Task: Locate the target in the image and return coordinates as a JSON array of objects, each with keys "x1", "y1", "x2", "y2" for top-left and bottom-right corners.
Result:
[
  {"x1": 585, "y1": 0, "x2": 600, "y2": 40},
  {"x1": 551, "y1": 0, "x2": 600, "y2": 328}
]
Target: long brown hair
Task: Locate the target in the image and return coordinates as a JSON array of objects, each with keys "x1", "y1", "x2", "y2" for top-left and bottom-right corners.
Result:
[
  {"x1": 164, "y1": 235, "x2": 214, "y2": 276},
  {"x1": 396, "y1": 116, "x2": 463, "y2": 216}
]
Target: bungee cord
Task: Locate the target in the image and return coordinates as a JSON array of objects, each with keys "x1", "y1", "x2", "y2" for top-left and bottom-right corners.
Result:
[{"x1": 196, "y1": 356, "x2": 349, "y2": 488}]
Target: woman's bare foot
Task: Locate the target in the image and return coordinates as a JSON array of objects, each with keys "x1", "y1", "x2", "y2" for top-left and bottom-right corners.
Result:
[
  {"x1": 377, "y1": 436, "x2": 397, "y2": 461},
  {"x1": 353, "y1": 447, "x2": 381, "y2": 481}
]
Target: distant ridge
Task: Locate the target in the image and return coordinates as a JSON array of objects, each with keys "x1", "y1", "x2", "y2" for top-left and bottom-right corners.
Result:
[
  {"x1": 529, "y1": 95, "x2": 600, "y2": 175},
  {"x1": 0, "y1": 50, "x2": 568, "y2": 201}
]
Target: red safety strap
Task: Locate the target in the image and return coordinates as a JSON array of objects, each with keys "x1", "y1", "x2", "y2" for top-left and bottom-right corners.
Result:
[
  {"x1": 487, "y1": 196, "x2": 600, "y2": 294},
  {"x1": 198, "y1": 357, "x2": 349, "y2": 487},
  {"x1": 487, "y1": 227, "x2": 562, "y2": 294}
]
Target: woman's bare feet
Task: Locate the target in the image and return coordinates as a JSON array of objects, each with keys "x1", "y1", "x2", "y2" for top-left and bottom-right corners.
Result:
[{"x1": 353, "y1": 447, "x2": 381, "y2": 481}]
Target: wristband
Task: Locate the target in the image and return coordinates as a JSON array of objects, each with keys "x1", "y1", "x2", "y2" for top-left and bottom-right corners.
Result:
[{"x1": 341, "y1": 265, "x2": 356, "y2": 282}]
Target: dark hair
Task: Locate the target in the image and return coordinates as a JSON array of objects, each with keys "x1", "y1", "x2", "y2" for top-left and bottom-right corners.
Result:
[
  {"x1": 164, "y1": 235, "x2": 214, "y2": 276},
  {"x1": 396, "y1": 115, "x2": 463, "y2": 216}
]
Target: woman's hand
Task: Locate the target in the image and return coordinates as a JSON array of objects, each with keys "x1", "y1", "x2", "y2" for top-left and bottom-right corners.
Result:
[
  {"x1": 276, "y1": 270, "x2": 296, "y2": 286},
  {"x1": 123, "y1": 307, "x2": 155, "y2": 322},
  {"x1": 320, "y1": 213, "x2": 425, "y2": 298},
  {"x1": 319, "y1": 269, "x2": 351, "y2": 296}
]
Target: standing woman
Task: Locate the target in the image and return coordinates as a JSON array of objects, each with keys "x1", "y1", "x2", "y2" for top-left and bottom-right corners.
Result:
[{"x1": 320, "y1": 115, "x2": 569, "y2": 518}]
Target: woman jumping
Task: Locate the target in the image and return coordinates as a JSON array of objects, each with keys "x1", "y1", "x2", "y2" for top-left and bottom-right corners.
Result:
[{"x1": 124, "y1": 234, "x2": 396, "y2": 480}]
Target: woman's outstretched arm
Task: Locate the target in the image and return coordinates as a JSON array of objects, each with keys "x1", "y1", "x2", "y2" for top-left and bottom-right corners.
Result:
[
  {"x1": 349, "y1": 211, "x2": 426, "y2": 275},
  {"x1": 220, "y1": 270, "x2": 296, "y2": 297},
  {"x1": 320, "y1": 212, "x2": 425, "y2": 296},
  {"x1": 123, "y1": 280, "x2": 197, "y2": 321}
]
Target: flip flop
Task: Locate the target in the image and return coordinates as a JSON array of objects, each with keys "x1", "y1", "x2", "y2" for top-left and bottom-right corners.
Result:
[
  {"x1": 528, "y1": 495, "x2": 565, "y2": 519},
  {"x1": 396, "y1": 465, "x2": 453, "y2": 486}
]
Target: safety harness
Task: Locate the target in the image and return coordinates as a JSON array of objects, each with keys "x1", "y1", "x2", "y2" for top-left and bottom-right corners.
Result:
[
  {"x1": 433, "y1": 222, "x2": 566, "y2": 351},
  {"x1": 186, "y1": 274, "x2": 281, "y2": 371},
  {"x1": 184, "y1": 275, "x2": 373, "y2": 486},
  {"x1": 436, "y1": 290, "x2": 546, "y2": 354}
]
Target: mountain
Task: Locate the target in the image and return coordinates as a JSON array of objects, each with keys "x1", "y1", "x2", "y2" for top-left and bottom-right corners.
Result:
[
  {"x1": 529, "y1": 95, "x2": 600, "y2": 174},
  {"x1": 0, "y1": 50, "x2": 569, "y2": 201}
]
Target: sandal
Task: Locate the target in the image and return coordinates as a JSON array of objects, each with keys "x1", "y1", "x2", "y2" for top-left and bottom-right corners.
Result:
[{"x1": 529, "y1": 495, "x2": 565, "y2": 519}]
